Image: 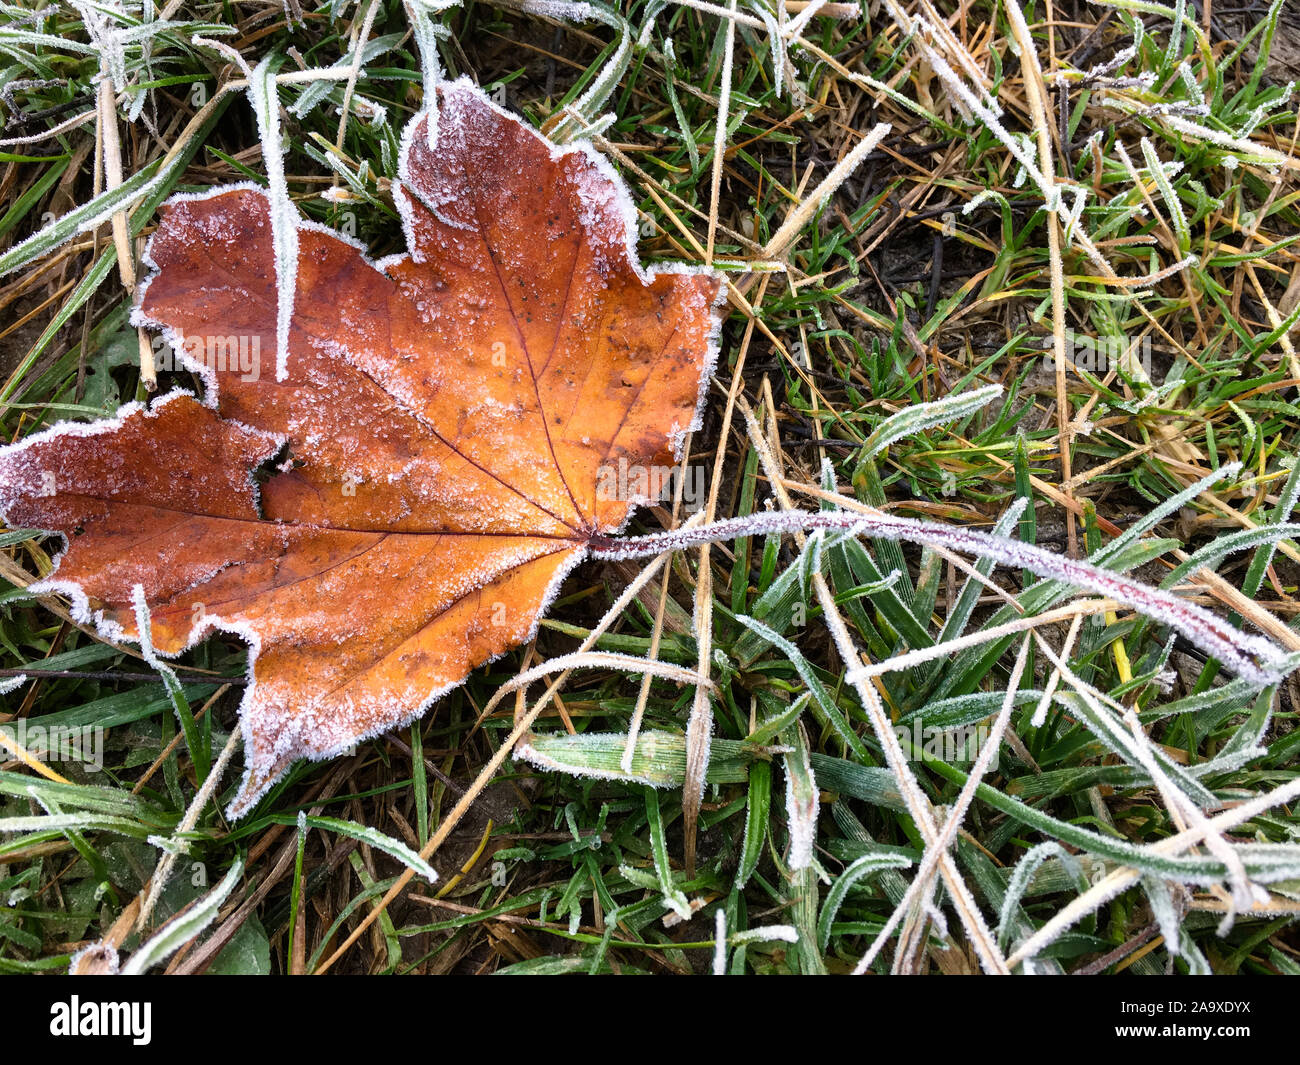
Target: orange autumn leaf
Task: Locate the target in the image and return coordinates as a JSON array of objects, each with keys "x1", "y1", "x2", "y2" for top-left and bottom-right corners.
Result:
[{"x1": 0, "y1": 80, "x2": 724, "y2": 815}]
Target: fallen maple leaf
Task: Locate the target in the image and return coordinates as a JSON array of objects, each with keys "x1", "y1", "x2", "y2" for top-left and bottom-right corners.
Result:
[{"x1": 0, "y1": 80, "x2": 724, "y2": 815}]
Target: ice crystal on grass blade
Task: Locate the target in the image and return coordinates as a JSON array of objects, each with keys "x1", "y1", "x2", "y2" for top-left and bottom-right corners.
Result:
[
  {"x1": 783, "y1": 724, "x2": 819, "y2": 871},
  {"x1": 0, "y1": 673, "x2": 28, "y2": 695},
  {"x1": 246, "y1": 58, "x2": 298, "y2": 383},
  {"x1": 120, "y1": 860, "x2": 245, "y2": 975}
]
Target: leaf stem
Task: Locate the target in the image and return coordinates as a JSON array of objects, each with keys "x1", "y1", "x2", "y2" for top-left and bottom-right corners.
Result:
[{"x1": 589, "y1": 509, "x2": 1290, "y2": 685}]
